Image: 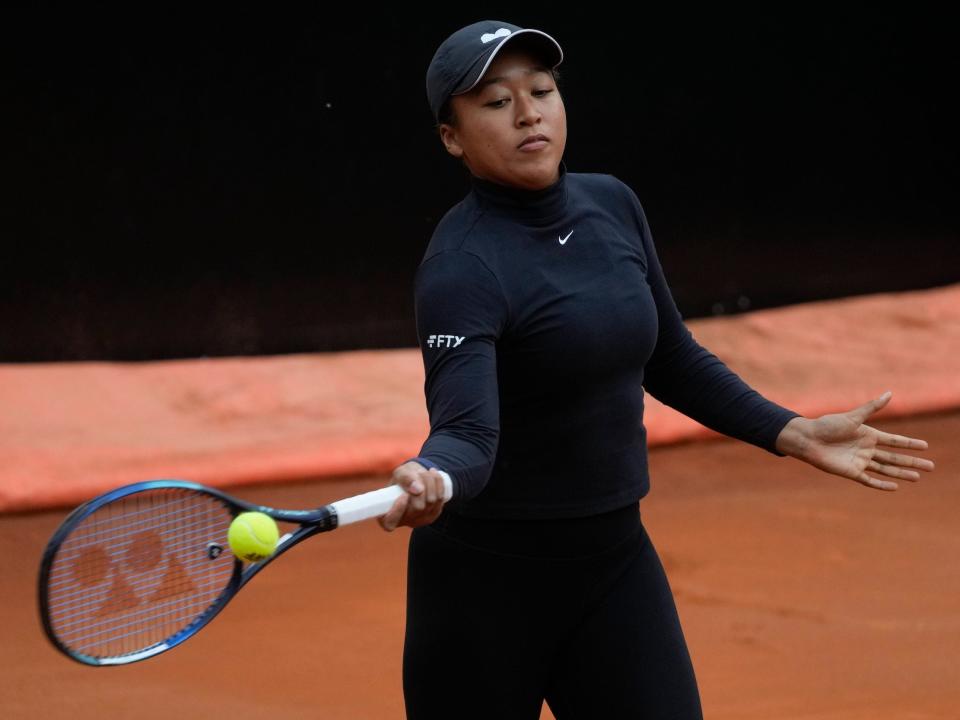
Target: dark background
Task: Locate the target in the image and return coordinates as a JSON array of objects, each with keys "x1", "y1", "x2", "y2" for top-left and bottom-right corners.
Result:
[{"x1": 4, "y1": 8, "x2": 958, "y2": 361}]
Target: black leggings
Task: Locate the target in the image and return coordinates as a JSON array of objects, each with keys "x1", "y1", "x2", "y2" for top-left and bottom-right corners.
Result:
[{"x1": 403, "y1": 504, "x2": 703, "y2": 719}]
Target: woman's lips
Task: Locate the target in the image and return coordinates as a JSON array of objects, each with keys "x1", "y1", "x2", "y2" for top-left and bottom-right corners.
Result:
[{"x1": 518, "y1": 135, "x2": 549, "y2": 152}]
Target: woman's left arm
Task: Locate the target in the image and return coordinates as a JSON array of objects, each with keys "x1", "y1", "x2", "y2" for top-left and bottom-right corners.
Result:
[
  {"x1": 618, "y1": 179, "x2": 935, "y2": 478},
  {"x1": 624, "y1": 184, "x2": 800, "y2": 456},
  {"x1": 774, "y1": 391, "x2": 935, "y2": 490}
]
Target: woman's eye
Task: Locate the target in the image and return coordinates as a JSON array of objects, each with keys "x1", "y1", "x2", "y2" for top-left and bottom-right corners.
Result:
[{"x1": 485, "y1": 88, "x2": 553, "y2": 108}]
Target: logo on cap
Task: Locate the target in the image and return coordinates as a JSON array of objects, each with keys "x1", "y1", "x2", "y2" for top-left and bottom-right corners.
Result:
[{"x1": 481, "y1": 28, "x2": 512, "y2": 44}]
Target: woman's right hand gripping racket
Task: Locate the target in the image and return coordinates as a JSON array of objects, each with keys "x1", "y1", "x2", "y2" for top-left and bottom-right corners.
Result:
[{"x1": 38, "y1": 473, "x2": 452, "y2": 666}]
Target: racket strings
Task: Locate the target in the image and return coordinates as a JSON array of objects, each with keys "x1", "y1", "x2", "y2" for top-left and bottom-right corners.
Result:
[
  {"x1": 45, "y1": 489, "x2": 235, "y2": 660},
  {"x1": 48, "y1": 521, "x2": 229, "y2": 601},
  {"x1": 49, "y1": 501, "x2": 222, "y2": 561}
]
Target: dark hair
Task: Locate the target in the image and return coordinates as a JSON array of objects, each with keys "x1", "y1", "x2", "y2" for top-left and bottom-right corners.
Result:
[
  {"x1": 437, "y1": 99, "x2": 456, "y2": 129},
  {"x1": 435, "y1": 68, "x2": 562, "y2": 132}
]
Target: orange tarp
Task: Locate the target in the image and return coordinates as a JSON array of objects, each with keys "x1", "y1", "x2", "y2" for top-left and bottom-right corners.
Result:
[{"x1": 2, "y1": 283, "x2": 958, "y2": 513}]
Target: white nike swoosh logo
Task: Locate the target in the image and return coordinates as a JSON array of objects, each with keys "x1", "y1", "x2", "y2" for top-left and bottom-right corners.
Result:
[
  {"x1": 481, "y1": 28, "x2": 512, "y2": 44},
  {"x1": 559, "y1": 231, "x2": 573, "y2": 245}
]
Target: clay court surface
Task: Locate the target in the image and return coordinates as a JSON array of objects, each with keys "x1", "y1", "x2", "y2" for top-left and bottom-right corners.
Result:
[{"x1": 3, "y1": 410, "x2": 956, "y2": 719}]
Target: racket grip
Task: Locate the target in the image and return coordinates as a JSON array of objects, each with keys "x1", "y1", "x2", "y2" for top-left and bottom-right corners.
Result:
[{"x1": 331, "y1": 471, "x2": 454, "y2": 526}]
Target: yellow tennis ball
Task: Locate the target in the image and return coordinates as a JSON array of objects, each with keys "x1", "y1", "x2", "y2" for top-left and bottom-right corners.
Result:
[{"x1": 228, "y1": 512, "x2": 279, "y2": 563}]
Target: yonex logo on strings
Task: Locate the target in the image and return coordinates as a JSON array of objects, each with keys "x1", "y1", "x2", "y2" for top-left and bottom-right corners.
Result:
[{"x1": 428, "y1": 334, "x2": 465, "y2": 348}]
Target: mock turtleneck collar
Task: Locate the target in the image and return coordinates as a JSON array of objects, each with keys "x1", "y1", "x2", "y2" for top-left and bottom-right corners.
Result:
[{"x1": 469, "y1": 162, "x2": 569, "y2": 224}]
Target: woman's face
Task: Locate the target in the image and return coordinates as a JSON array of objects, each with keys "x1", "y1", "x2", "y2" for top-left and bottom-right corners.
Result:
[{"x1": 439, "y1": 47, "x2": 566, "y2": 191}]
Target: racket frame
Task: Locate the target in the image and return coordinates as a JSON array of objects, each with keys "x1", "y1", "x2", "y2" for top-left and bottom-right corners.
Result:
[{"x1": 38, "y1": 479, "x2": 336, "y2": 666}]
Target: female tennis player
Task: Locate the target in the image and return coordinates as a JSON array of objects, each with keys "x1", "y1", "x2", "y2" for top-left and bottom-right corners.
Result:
[{"x1": 379, "y1": 20, "x2": 934, "y2": 719}]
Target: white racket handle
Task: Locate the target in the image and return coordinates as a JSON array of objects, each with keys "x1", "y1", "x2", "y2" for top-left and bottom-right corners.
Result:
[{"x1": 330, "y1": 470, "x2": 454, "y2": 527}]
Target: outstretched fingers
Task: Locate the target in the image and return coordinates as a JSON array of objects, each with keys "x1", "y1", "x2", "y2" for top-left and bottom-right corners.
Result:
[
  {"x1": 854, "y1": 473, "x2": 899, "y2": 491},
  {"x1": 875, "y1": 431, "x2": 930, "y2": 452},
  {"x1": 854, "y1": 434, "x2": 935, "y2": 491},
  {"x1": 872, "y1": 448, "x2": 935, "y2": 473},
  {"x1": 867, "y1": 460, "x2": 920, "y2": 482}
]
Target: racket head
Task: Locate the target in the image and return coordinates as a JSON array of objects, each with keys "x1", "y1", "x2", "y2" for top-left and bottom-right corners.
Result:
[{"x1": 38, "y1": 480, "x2": 249, "y2": 666}]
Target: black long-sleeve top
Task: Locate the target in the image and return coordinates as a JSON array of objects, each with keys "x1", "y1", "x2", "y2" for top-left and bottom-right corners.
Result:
[{"x1": 407, "y1": 165, "x2": 801, "y2": 519}]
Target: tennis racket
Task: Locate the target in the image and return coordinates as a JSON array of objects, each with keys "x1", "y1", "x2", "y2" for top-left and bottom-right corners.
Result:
[{"x1": 38, "y1": 474, "x2": 452, "y2": 666}]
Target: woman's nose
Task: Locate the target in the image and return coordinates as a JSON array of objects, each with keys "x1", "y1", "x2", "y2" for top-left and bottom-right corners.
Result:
[{"x1": 515, "y1": 94, "x2": 542, "y2": 127}]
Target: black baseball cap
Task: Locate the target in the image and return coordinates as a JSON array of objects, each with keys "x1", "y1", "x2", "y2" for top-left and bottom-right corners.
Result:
[{"x1": 426, "y1": 21, "x2": 564, "y2": 122}]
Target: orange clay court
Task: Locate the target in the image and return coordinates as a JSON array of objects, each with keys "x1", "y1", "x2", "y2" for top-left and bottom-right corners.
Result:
[{"x1": 2, "y1": 284, "x2": 958, "y2": 719}]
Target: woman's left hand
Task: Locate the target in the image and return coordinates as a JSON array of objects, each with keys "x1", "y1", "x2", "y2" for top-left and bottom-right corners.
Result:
[{"x1": 774, "y1": 391, "x2": 935, "y2": 490}]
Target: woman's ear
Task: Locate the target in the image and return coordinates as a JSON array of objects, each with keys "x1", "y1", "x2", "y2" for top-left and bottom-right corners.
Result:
[{"x1": 439, "y1": 124, "x2": 464, "y2": 159}]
